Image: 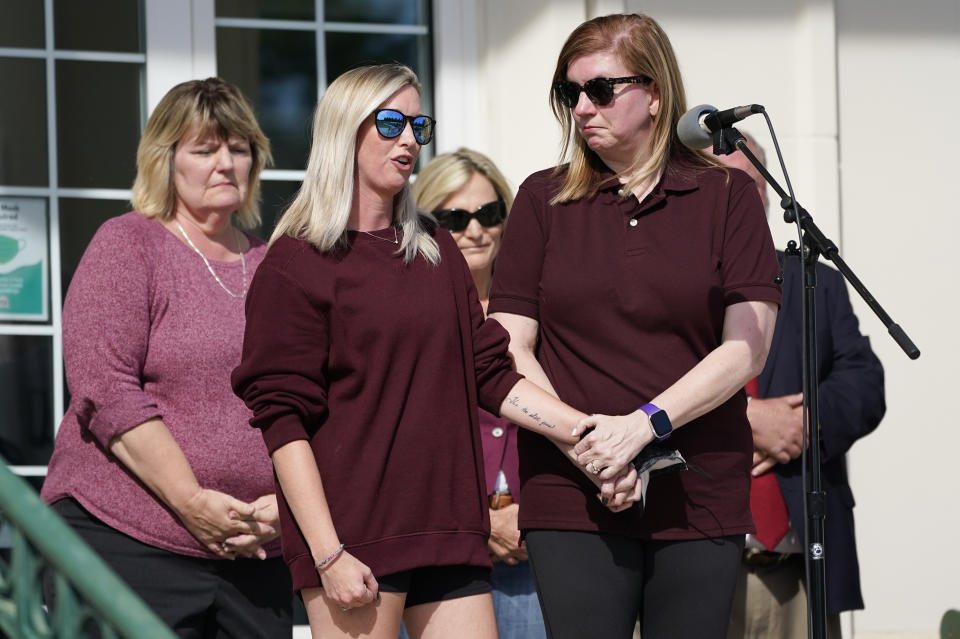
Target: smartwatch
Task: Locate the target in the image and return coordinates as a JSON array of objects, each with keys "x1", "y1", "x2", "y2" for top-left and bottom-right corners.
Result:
[{"x1": 639, "y1": 403, "x2": 673, "y2": 441}]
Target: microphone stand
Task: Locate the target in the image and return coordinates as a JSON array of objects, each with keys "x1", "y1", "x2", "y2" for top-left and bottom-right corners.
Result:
[{"x1": 710, "y1": 127, "x2": 920, "y2": 639}]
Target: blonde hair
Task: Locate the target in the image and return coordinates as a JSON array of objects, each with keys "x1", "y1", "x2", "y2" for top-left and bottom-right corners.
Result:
[
  {"x1": 550, "y1": 13, "x2": 719, "y2": 204},
  {"x1": 131, "y1": 77, "x2": 271, "y2": 229},
  {"x1": 270, "y1": 64, "x2": 439, "y2": 265},
  {"x1": 412, "y1": 147, "x2": 514, "y2": 218}
]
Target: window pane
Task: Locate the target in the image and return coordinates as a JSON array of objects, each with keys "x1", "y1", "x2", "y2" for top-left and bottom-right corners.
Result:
[
  {"x1": 254, "y1": 180, "x2": 301, "y2": 241},
  {"x1": 0, "y1": 58, "x2": 47, "y2": 186},
  {"x1": 325, "y1": 32, "x2": 428, "y2": 89},
  {"x1": 325, "y1": 0, "x2": 428, "y2": 25},
  {"x1": 56, "y1": 61, "x2": 141, "y2": 189},
  {"x1": 216, "y1": 0, "x2": 314, "y2": 20},
  {"x1": 0, "y1": 335, "x2": 53, "y2": 466},
  {"x1": 217, "y1": 28, "x2": 316, "y2": 171},
  {"x1": 0, "y1": 0, "x2": 44, "y2": 48},
  {"x1": 58, "y1": 198, "x2": 128, "y2": 300},
  {"x1": 53, "y1": 0, "x2": 142, "y2": 53}
]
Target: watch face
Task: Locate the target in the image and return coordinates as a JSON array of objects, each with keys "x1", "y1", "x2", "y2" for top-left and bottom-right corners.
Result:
[{"x1": 650, "y1": 410, "x2": 673, "y2": 437}]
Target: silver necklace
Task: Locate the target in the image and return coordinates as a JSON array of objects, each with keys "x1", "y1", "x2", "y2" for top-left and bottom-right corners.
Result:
[
  {"x1": 175, "y1": 220, "x2": 247, "y2": 298},
  {"x1": 357, "y1": 226, "x2": 399, "y2": 244}
]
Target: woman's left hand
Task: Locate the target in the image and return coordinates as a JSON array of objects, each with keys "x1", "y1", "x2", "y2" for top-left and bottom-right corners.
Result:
[
  {"x1": 572, "y1": 411, "x2": 654, "y2": 479},
  {"x1": 222, "y1": 494, "x2": 280, "y2": 559}
]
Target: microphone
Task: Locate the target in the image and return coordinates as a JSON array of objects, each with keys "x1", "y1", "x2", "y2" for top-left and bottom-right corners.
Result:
[{"x1": 676, "y1": 103, "x2": 764, "y2": 149}]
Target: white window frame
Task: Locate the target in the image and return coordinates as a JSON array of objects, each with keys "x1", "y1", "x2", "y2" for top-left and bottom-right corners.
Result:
[{"x1": 0, "y1": 0, "x2": 148, "y2": 476}]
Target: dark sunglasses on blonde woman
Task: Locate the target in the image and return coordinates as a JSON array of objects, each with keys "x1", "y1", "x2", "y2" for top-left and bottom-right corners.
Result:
[
  {"x1": 433, "y1": 200, "x2": 507, "y2": 232},
  {"x1": 553, "y1": 75, "x2": 651, "y2": 108},
  {"x1": 374, "y1": 109, "x2": 436, "y2": 145}
]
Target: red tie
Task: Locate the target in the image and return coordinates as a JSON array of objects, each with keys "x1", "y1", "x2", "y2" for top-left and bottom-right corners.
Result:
[{"x1": 746, "y1": 377, "x2": 791, "y2": 550}]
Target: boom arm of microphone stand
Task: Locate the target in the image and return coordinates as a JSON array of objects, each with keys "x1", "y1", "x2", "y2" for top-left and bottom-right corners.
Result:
[{"x1": 726, "y1": 128, "x2": 921, "y2": 360}]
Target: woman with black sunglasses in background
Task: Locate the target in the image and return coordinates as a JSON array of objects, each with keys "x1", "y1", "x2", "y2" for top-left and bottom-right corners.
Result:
[
  {"x1": 232, "y1": 64, "x2": 611, "y2": 639},
  {"x1": 411, "y1": 148, "x2": 547, "y2": 639},
  {"x1": 488, "y1": 14, "x2": 782, "y2": 639}
]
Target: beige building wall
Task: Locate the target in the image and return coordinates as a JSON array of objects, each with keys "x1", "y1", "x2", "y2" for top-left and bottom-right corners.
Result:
[
  {"x1": 438, "y1": 0, "x2": 958, "y2": 636},
  {"x1": 835, "y1": 2, "x2": 959, "y2": 637}
]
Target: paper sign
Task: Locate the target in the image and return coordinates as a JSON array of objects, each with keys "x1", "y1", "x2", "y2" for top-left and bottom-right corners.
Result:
[{"x1": 0, "y1": 198, "x2": 49, "y2": 322}]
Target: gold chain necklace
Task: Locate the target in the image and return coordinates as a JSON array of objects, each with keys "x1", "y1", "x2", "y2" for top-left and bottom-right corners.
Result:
[
  {"x1": 357, "y1": 226, "x2": 399, "y2": 244},
  {"x1": 175, "y1": 220, "x2": 247, "y2": 298}
]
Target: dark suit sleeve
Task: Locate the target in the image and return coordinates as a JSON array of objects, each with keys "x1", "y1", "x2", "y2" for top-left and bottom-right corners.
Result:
[{"x1": 816, "y1": 265, "x2": 886, "y2": 462}]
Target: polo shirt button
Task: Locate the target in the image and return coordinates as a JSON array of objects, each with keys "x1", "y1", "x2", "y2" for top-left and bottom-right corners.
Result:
[
  {"x1": 491, "y1": 427, "x2": 504, "y2": 438},
  {"x1": 618, "y1": 189, "x2": 626, "y2": 197},
  {"x1": 629, "y1": 218, "x2": 638, "y2": 227}
]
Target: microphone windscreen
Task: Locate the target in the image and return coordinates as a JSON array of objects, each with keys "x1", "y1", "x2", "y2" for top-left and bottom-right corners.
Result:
[{"x1": 676, "y1": 104, "x2": 716, "y2": 150}]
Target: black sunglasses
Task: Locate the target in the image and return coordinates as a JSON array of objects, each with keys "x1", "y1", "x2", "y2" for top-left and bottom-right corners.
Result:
[
  {"x1": 433, "y1": 200, "x2": 507, "y2": 232},
  {"x1": 553, "y1": 75, "x2": 651, "y2": 108},
  {"x1": 374, "y1": 109, "x2": 436, "y2": 145}
]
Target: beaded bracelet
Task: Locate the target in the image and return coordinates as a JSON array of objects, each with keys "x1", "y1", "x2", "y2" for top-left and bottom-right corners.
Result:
[{"x1": 315, "y1": 544, "x2": 345, "y2": 571}]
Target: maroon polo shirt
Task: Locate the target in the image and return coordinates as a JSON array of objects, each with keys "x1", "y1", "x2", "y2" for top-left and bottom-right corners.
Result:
[{"x1": 489, "y1": 161, "x2": 781, "y2": 540}]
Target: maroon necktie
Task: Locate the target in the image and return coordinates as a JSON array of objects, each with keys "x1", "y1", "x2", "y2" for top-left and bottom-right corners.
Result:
[{"x1": 746, "y1": 377, "x2": 791, "y2": 550}]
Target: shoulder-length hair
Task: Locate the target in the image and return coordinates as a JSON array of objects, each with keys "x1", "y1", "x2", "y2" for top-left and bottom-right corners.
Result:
[
  {"x1": 550, "y1": 13, "x2": 720, "y2": 204},
  {"x1": 412, "y1": 147, "x2": 514, "y2": 219},
  {"x1": 270, "y1": 63, "x2": 439, "y2": 265},
  {"x1": 131, "y1": 77, "x2": 272, "y2": 229}
]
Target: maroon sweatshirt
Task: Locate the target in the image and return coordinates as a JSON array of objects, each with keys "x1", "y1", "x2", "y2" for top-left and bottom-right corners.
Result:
[{"x1": 232, "y1": 224, "x2": 523, "y2": 591}]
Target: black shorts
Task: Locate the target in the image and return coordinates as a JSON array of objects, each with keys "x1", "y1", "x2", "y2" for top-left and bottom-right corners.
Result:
[{"x1": 378, "y1": 564, "x2": 491, "y2": 608}]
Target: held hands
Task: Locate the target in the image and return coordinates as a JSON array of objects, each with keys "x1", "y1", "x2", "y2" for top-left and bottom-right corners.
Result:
[
  {"x1": 175, "y1": 488, "x2": 260, "y2": 558},
  {"x1": 749, "y1": 393, "x2": 804, "y2": 476},
  {"x1": 317, "y1": 547, "x2": 379, "y2": 612},
  {"x1": 599, "y1": 464, "x2": 643, "y2": 513},
  {"x1": 572, "y1": 411, "x2": 654, "y2": 481},
  {"x1": 222, "y1": 494, "x2": 281, "y2": 559},
  {"x1": 488, "y1": 503, "x2": 527, "y2": 565}
]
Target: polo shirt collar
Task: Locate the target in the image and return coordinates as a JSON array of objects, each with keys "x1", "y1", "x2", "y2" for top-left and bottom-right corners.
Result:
[{"x1": 595, "y1": 160, "x2": 700, "y2": 198}]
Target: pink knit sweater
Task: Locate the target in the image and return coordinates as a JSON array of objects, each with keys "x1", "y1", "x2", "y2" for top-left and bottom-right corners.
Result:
[{"x1": 41, "y1": 212, "x2": 278, "y2": 558}]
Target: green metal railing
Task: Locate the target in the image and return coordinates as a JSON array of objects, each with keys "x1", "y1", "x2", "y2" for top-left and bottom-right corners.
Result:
[{"x1": 0, "y1": 460, "x2": 176, "y2": 638}]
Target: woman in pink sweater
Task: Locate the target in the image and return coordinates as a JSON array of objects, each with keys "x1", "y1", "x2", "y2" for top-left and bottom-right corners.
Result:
[{"x1": 41, "y1": 78, "x2": 292, "y2": 637}]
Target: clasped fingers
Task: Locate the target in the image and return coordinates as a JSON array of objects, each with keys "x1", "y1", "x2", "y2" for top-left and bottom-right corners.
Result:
[{"x1": 572, "y1": 413, "x2": 649, "y2": 475}]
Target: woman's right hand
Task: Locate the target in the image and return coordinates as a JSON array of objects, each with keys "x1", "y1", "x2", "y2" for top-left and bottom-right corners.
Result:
[
  {"x1": 176, "y1": 488, "x2": 258, "y2": 556},
  {"x1": 488, "y1": 503, "x2": 527, "y2": 564},
  {"x1": 318, "y1": 550, "x2": 379, "y2": 611}
]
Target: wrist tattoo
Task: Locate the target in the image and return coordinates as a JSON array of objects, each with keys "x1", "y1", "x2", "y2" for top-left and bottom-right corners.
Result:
[{"x1": 506, "y1": 395, "x2": 556, "y2": 429}]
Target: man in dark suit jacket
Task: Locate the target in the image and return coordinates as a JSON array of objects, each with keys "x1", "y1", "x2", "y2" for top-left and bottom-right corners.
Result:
[{"x1": 718, "y1": 137, "x2": 886, "y2": 638}]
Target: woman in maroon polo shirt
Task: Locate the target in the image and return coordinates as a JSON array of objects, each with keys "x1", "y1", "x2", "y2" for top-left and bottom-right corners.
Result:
[
  {"x1": 232, "y1": 64, "x2": 618, "y2": 639},
  {"x1": 488, "y1": 14, "x2": 781, "y2": 639}
]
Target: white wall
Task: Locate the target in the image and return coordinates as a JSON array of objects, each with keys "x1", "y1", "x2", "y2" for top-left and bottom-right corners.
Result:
[
  {"x1": 434, "y1": 0, "x2": 589, "y2": 193},
  {"x1": 836, "y1": 2, "x2": 960, "y2": 636},
  {"x1": 466, "y1": 0, "x2": 958, "y2": 635}
]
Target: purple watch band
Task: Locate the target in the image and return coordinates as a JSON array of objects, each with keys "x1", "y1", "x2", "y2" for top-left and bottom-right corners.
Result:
[{"x1": 639, "y1": 402, "x2": 673, "y2": 440}]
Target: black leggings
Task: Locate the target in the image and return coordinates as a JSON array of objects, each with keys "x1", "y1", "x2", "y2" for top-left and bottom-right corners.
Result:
[{"x1": 526, "y1": 529, "x2": 743, "y2": 639}]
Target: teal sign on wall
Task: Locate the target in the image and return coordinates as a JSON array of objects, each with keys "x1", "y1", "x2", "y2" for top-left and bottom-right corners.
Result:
[{"x1": 0, "y1": 198, "x2": 48, "y2": 322}]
